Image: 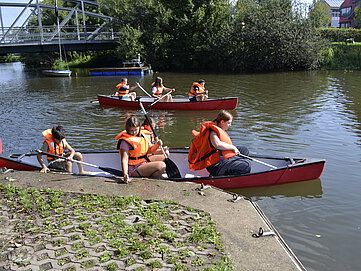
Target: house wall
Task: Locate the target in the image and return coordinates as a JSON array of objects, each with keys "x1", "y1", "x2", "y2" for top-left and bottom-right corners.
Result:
[{"x1": 339, "y1": 0, "x2": 361, "y2": 28}]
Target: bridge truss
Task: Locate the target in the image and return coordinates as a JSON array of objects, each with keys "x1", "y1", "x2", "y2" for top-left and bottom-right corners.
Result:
[{"x1": 0, "y1": 0, "x2": 117, "y2": 54}]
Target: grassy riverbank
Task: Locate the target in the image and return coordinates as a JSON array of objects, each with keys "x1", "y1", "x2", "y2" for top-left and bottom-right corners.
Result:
[
  {"x1": 0, "y1": 184, "x2": 232, "y2": 270},
  {"x1": 320, "y1": 43, "x2": 361, "y2": 70}
]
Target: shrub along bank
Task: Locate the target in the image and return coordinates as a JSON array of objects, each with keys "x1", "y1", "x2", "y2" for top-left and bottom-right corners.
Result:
[{"x1": 320, "y1": 43, "x2": 361, "y2": 70}]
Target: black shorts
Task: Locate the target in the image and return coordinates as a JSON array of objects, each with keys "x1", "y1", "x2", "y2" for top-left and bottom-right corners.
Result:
[{"x1": 189, "y1": 96, "x2": 197, "y2": 102}]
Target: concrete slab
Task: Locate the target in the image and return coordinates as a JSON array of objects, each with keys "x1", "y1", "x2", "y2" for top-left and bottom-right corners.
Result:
[{"x1": 0, "y1": 170, "x2": 305, "y2": 270}]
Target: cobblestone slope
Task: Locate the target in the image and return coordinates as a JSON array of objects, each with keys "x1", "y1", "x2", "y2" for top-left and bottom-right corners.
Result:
[{"x1": 0, "y1": 184, "x2": 232, "y2": 271}]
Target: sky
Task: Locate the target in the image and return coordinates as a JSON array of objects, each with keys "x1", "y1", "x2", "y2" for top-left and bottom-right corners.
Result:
[{"x1": 0, "y1": 1, "x2": 31, "y2": 27}]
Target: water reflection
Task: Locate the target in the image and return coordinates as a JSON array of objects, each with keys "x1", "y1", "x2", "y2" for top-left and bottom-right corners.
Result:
[{"x1": 230, "y1": 179, "x2": 323, "y2": 200}]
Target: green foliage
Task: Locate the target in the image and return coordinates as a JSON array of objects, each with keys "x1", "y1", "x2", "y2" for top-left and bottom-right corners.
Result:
[
  {"x1": 221, "y1": 0, "x2": 326, "y2": 71},
  {"x1": 0, "y1": 54, "x2": 21, "y2": 63},
  {"x1": 320, "y1": 44, "x2": 361, "y2": 70},
  {"x1": 355, "y1": 5, "x2": 361, "y2": 28},
  {"x1": 319, "y1": 28, "x2": 361, "y2": 42},
  {"x1": 309, "y1": 0, "x2": 331, "y2": 28},
  {"x1": 99, "y1": 0, "x2": 231, "y2": 71}
]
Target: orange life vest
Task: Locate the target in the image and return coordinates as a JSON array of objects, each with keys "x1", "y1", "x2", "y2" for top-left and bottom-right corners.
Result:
[
  {"x1": 189, "y1": 83, "x2": 206, "y2": 97},
  {"x1": 141, "y1": 126, "x2": 155, "y2": 143},
  {"x1": 188, "y1": 121, "x2": 236, "y2": 170},
  {"x1": 115, "y1": 130, "x2": 150, "y2": 165},
  {"x1": 115, "y1": 82, "x2": 129, "y2": 96},
  {"x1": 42, "y1": 129, "x2": 65, "y2": 160},
  {"x1": 151, "y1": 83, "x2": 164, "y2": 97}
]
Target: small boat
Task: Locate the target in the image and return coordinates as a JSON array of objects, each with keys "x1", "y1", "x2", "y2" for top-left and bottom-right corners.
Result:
[
  {"x1": 42, "y1": 0, "x2": 72, "y2": 78},
  {"x1": 97, "y1": 95, "x2": 238, "y2": 110},
  {"x1": 42, "y1": 70, "x2": 72, "y2": 77},
  {"x1": 0, "y1": 149, "x2": 325, "y2": 189}
]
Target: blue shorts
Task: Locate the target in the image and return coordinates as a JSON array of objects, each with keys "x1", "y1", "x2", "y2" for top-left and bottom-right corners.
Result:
[{"x1": 206, "y1": 146, "x2": 251, "y2": 176}]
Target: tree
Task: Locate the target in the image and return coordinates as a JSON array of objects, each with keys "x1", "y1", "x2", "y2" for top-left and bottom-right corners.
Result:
[
  {"x1": 99, "y1": 0, "x2": 231, "y2": 71},
  {"x1": 219, "y1": 0, "x2": 327, "y2": 71},
  {"x1": 354, "y1": 5, "x2": 361, "y2": 29},
  {"x1": 309, "y1": 0, "x2": 331, "y2": 28}
]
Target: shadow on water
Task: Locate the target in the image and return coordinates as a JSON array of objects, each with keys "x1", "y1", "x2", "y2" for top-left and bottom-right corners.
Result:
[{"x1": 229, "y1": 178, "x2": 323, "y2": 200}]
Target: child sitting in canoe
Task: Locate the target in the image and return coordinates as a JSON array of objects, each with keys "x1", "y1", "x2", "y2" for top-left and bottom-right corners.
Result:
[
  {"x1": 113, "y1": 78, "x2": 137, "y2": 101},
  {"x1": 116, "y1": 116, "x2": 166, "y2": 183},
  {"x1": 36, "y1": 126, "x2": 89, "y2": 174},
  {"x1": 151, "y1": 77, "x2": 175, "y2": 102},
  {"x1": 188, "y1": 110, "x2": 251, "y2": 176},
  {"x1": 189, "y1": 79, "x2": 208, "y2": 102}
]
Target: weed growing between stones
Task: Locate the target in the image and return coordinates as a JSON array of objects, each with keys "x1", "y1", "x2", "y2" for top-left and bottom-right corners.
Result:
[{"x1": 0, "y1": 183, "x2": 233, "y2": 270}]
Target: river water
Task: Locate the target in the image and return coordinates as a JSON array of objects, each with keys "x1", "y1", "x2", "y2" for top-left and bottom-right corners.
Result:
[{"x1": 1, "y1": 62, "x2": 361, "y2": 270}]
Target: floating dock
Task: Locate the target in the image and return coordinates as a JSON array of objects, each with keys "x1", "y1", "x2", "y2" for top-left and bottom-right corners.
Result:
[{"x1": 89, "y1": 66, "x2": 152, "y2": 76}]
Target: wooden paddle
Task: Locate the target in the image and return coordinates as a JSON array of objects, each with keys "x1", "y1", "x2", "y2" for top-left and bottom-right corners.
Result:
[
  {"x1": 35, "y1": 150, "x2": 123, "y2": 176},
  {"x1": 136, "y1": 82, "x2": 153, "y2": 97},
  {"x1": 138, "y1": 100, "x2": 181, "y2": 178}
]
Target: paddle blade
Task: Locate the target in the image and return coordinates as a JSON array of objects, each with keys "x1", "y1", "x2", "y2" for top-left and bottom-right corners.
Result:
[
  {"x1": 99, "y1": 166, "x2": 123, "y2": 177},
  {"x1": 164, "y1": 158, "x2": 181, "y2": 178}
]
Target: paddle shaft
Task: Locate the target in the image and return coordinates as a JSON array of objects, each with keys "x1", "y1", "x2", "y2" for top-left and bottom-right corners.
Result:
[
  {"x1": 144, "y1": 90, "x2": 174, "y2": 110},
  {"x1": 36, "y1": 150, "x2": 123, "y2": 176},
  {"x1": 138, "y1": 102, "x2": 168, "y2": 158},
  {"x1": 238, "y1": 153, "x2": 277, "y2": 169},
  {"x1": 136, "y1": 82, "x2": 152, "y2": 97}
]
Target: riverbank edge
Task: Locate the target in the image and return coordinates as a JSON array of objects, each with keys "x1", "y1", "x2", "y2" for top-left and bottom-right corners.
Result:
[{"x1": 1, "y1": 170, "x2": 305, "y2": 270}]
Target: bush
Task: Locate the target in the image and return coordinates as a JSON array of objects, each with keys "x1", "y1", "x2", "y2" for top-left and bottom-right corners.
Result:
[
  {"x1": 319, "y1": 28, "x2": 361, "y2": 42},
  {"x1": 320, "y1": 44, "x2": 361, "y2": 69}
]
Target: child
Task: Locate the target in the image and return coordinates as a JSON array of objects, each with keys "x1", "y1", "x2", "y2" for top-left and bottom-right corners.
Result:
[
  {"x1": 113, "y1": 78, "x2": 137, "y2": 101},
  {"x1": 36, "y1": 126, "x2": 89, "y2": 174},
  {"x1": 116, "y1": 116, "x2": 166, "y2": 183}
]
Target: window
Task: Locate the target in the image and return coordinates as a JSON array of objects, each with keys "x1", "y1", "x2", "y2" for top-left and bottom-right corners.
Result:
[
  {"x1": 331, "y1": 11, "x2": 340, "y2": 17},
  {"x1": 340, "y1": 7, "x2": 352, "y2": 17},
  {"x1": 340, "y1": 22, "x2": 351, "y2": 28}
]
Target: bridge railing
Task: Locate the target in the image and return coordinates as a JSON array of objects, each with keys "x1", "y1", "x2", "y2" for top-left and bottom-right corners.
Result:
[{"x1": 0, "y1": 25, "x2": 116, "y2": 44}]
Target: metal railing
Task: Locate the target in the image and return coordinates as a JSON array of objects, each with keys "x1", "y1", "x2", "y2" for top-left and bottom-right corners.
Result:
[{"x1": 0, "y1": 25, "x2": 116, "y2": 44}]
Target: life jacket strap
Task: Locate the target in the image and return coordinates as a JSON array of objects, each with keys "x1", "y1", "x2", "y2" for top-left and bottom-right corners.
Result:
[
  {"x1": 189, "y1": 149, "x2": 218, "y2": 165},
  {"x1": 129, "y1": 154, "x2": 150, "y2": 162}
]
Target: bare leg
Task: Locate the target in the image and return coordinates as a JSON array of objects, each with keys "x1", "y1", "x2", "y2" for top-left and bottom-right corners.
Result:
[
  {"x1": 197, "y1": 94, "x2": 206, "y2": 101},
  {"x1": 73, "y1": 152, "x2": 91, "y2": 174},
  {"x1": 132, "y1": 161, "x2": 166, "y2": 179},
  {"x1": 129, "y1": 92, "x2": 137, "y2": 101}
]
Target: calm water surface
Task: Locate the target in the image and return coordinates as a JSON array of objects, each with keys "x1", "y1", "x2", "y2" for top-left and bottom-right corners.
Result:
[{"x1": 1, "y1": 62, "x2": 361, "y2": 270}]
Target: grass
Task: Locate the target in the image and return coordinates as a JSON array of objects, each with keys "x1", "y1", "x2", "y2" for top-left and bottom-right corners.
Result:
[
  {"x1": 321, "y1": 43, "x2": 361, "y2": 70},
  {"x1": 0, "y1": 183, "x2": 233, "y2": 270}
]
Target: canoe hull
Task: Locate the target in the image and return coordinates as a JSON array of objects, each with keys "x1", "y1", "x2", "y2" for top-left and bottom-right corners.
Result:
[
  {"x1": 97, "y1": 95, "x2": 238, "y2": 110},
  {"x1": 0, "y1": 150, "x2": 325, "y2": 189},
  {"x1": 178, "y1": 161, "x2": 325, "y2": 189}
]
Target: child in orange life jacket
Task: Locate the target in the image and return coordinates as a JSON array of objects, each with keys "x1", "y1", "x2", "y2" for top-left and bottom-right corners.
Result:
[
  {"x1": 189, "y1": 79, "x2": 208, "y2": 102},
  {"x1": 36, "y1": 126, "x2": 89, "y2": 174},
  {"x1": 141, "y1": 117, "x2": 169, "y2": 157},
  {"x1": 113, "y1": 78, "x2": 137, "y2": 101},
  {"x1": 188, "y1": 110, "x2": 251, "y2": 176},
  {"x1": 151, "y1": 77, "x2": 175, "y2": 102},
  {"x1": 116, "y1": 116, "x2": 166, "y2": 183}
]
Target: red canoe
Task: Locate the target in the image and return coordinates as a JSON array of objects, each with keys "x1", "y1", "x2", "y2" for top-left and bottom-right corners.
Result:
[
  {"x1": 0, "y1": 149, "x2": 325, "y2": 189},
  {"x1": 97, "y1": 95, "x2": 238, "y2": 110}
]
